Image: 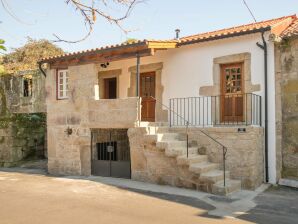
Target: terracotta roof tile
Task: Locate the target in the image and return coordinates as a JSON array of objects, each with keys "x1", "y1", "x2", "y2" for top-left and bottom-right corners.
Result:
[
  {"x1": 40, "y1": 15, "x2": 297, "y2": 63},
  {"x1": 179, "y1": 15, "x2": 297, "y2": 44},
  {"x1": 281, "y1": 18, "x2": 298, "y2": 38}
]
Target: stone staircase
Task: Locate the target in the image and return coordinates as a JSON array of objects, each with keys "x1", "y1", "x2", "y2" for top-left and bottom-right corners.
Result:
[{"x1": 141, "y1": 122, "x2": 241, "y2": 195}]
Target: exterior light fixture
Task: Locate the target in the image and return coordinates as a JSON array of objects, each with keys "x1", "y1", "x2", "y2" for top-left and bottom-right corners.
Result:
[{"x1": 65, "y1": 127, "x2": 73, "y2": 136}]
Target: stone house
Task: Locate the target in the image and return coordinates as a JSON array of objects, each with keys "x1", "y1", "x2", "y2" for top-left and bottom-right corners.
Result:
[
  {"x1": 0, "y1": 70, "x2": 47, "y2": 167},
  {"x1": 39, "y1": 15, "x2": 298, "y2": 195},
  {"x1": 275, "y1": 19, "x2": 298, "y2": 187}
]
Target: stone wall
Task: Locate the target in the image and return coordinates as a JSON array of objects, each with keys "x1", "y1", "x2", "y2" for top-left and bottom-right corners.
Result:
[
  {"x1": 0, "y1": 71, "x2": 46, "y2": 166},
  {"x1": 46, "y1": 64, "x2": 140, "y2": 176},
  {"x1": 128, "y1": 126, "x2": 264, "y2": 190},
  {"x1": 128, "y1": 127, "x2": 198, "y2": 189},
  {"x1": 0, "y1": 113, "x2": 46, "y2": 167},
  {"x1": 275, "y1": 38, "x2": 298, "y2": 180},
  {"x1": 186, "y1": 127, "x2": 264, "y2": 189},
  {"x1": 0, "y1": 70, "x2": 46, "y2": 113}
]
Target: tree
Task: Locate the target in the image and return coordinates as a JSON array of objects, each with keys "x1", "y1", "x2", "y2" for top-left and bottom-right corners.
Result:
[
  {"x1": 0, "y1": 38, "x2": 64, "y2": 75},
  {"x1": 0, "y1": 39, "x2": 6, "y2": 51},
  {"x1": 1, "y1": 0, "x2": 142, "y2": 43}
]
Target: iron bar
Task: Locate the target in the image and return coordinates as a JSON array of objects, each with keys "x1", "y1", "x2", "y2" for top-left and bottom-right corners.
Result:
[
  {"x1": 169, "y1": 94, "x2": 261, "y2": 127},
  {"x1": 223, "y1": 146, "x2": 227, "y2": 187}
]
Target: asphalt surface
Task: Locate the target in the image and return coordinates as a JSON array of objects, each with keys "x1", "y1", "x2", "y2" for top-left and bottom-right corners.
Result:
[
  {"x1": 239, "y1": 185, "x2": 298, "y2": 224},
  {"x1": 0, "y1": 168, "x2": 297, "y2": 224}
]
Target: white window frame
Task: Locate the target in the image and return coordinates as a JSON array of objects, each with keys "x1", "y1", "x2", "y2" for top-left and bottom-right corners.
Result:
[{"x1": 57, "y1": 69, "x2": 69, "y2": 100}]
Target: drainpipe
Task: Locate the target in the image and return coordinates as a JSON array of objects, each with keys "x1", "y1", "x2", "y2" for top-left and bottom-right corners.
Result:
[
  {"x1": 38, "y1": 62, "x2": 47, "y2": 77},
  {"x1": 136, "y1": 54, "x2": 140, "y2": 97},
  {"x1": 256, "y1": 31, "x2": 269, "y2": 183},
  {"x1": 136, "y1": 54, "x2": 141, "y2": 125}
]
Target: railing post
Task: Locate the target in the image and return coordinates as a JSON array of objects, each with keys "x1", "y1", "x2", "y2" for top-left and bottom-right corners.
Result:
[
  {"x1": 169, "y1": 99, "x2": 172, "y2": 127},
  {"x1": 186, "y1": 121, "x2": 189, "y2": 158},
  {"x1": 223, "y1": 146, "x2": 227, "y2": 187},
  {"x1": 259, "y1": 95, "x2": 262, "y2": 126}
]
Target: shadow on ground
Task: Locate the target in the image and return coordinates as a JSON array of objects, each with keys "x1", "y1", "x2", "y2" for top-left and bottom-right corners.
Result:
[
  {"x1": 238, "y1": 185, "x2": 298, "y2": 224},
  {"x1": 1, "y1": 167, "x2": 298, "y2": 224}
]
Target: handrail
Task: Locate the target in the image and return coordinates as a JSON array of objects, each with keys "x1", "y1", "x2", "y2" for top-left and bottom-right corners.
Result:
[
  {"x1": 170, "y1": 93, "x2": 262, "y2": 127},
  {"x1": 148, "y1": 96, "x2": 227, "y2": 186}
]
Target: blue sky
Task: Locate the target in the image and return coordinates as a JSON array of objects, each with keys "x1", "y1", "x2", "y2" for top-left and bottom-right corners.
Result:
[{"x1": 0, "y1": 0, "x2": 297, "y2": 53}]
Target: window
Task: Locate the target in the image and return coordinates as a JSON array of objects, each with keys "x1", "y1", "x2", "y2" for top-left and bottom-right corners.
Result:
[
  {"x1": 103, "y1": 77, "x2": 117, "y2": 99},
  {"x1": 57, "y1": 70, "x2": 69, "y2": 99},
  {"x1": 23, "y1": 77, "x2": 33, "y2": 97}
]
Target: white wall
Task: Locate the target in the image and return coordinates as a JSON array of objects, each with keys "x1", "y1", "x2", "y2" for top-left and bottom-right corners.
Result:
[
  {"x1": 90, "y1": 32, "x2": 276, "y2": 183},
  {"x1": 267, "y1": 40, "x2": 277, "y2": 184},
  {"x1": 98, "y1": 33, "x2": 269, "y2": 124}
]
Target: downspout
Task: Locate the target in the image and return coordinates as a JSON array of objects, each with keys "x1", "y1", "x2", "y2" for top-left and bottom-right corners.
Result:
[
  {"x1": 256, "y1": 31, "x2": 269, "y2": 183},
  {"x1": 136, "y1": 54, "x2": 141, "y2": 125},
  {"x1": 136, "y1": 54, "x2": 140, "y2": 97},
  {"x1": 38, "y1": 62, "x2": 47, "y2": 77}
]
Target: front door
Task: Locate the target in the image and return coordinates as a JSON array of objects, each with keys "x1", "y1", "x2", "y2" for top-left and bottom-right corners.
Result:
[
  {"x1": 221, "y1": 63, "x2": 244, "y2": 123},
  {"x1": 140, "y1": 72, "x2": 156, "y2": 122}
]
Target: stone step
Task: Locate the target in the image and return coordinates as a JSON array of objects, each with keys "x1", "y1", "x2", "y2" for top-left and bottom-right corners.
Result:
[
  {"x1": 165, "y1": 147, "x2": 198, "y2": 157},
  {"x1": 140, "y1": 122, "x2": 169, "y2": 127},
  {"x1": 143, "y1": 134, "x2": 158, "y2": 144},
  {"x1": 144, "y1": 133, "x2": 182, "y2": 144},
  {"x1": 200, "y1": 170, "x2": 230, "y2": 183},
  {"x1": 156, "y1": 140, "x2": 187, "y2": 149},
  {"x1": 189, "y1": 162, "x2": 219, "y2": 174},
  {"x1": 177, "y1": 155, "x2": 208, "y2": 166},
  {"x1": 156, "y1": 133, "x2": 182, "y2": 141},
  {"x1": 212, "y1": 179, "x2": 241, "y2": 195},
  {"x1": 146, "y1": 126, "x2": 169, "y2": 134}
]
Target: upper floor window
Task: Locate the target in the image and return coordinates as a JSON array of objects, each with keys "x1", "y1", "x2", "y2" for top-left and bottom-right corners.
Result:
[
  {"x1": 23, "y1": 76, "x2": 33, "y2": 97},
  {"x1": 57, "y1": 69, "x2": 69, "y2": 99}
]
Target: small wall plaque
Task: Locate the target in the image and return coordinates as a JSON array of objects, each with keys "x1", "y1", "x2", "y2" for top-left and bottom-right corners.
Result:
[{"x1": 107, "y1": 146, "x2": 114, "y2": 153}]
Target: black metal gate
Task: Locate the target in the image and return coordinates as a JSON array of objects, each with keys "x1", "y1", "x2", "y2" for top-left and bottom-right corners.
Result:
[{"x1": 91, "y1": 129, "x2": 131, "y2": 178}]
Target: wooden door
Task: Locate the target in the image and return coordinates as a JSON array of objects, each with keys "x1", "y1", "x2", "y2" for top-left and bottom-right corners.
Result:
[
  {"x1": 221, "y1": 63, "x2": 244, "y2": 123},
  {"x1": 140, "y1": 72, "x2": 156, "y2": 122},
  {"x1": 104, "y1": 77, "x2": 117, "y2": 99}
]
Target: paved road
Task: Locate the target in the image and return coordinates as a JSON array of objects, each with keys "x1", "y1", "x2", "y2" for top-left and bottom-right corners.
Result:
[
  {"x1": 239, "y1": 186, "x2": 298, "y2": 224},
  {"x1": 0, "y1": 169, "x2": 297, "y2": 224}
]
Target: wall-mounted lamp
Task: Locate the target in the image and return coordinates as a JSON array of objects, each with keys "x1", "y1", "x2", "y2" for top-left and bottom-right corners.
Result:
[
  {"x1": 100, "y1": 62, "x2": 110, "y2": 68},
  {"x1": 65, "y1": 127, "x2": 73, "y2": 136}
]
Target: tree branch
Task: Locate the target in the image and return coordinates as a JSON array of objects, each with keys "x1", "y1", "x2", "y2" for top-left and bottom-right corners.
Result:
[{"x1": 53, "y1": 0, "x2": 142, "y2": 43}]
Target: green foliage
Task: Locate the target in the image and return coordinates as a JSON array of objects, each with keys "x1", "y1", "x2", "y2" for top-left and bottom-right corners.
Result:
[
  {"x1": 0, "y1": 113, "x2": 46, "y2": 129},
  {"x1": 0, "y1": 38, "x2": 64, "y2": 75},
  {"x1": 122, "y1": 38, "x2": 138, "y2": 44},
  {"x1": 0, "y1": 39, "x2": 6, "y2": 51},
  {"x1": 0, "y1": 86, "x2": 7, "y2": 116}
]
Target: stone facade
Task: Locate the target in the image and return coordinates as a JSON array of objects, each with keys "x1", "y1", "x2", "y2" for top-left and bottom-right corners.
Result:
[
  {"x1": 46, "y1": 64, "x2": 140, "y2": 175},
  {"x1": 275, "y1": 37, "x2": 298, "y2": 181},
  {"x1": 128, "y1": 126, "x2": 264, "y2": 190},
  {"x1": 0, "y1": 71, "x2": 46, "y2": 166},
  {"x1": 0, "y1": 70, "x2": 46, "y2": 113},
  {"x1": 186, "y1": 127, "x2": 264, "y2": 189}
]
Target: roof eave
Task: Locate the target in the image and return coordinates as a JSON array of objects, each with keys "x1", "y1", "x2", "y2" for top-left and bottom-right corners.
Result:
[
  {"x1": 39, "y1": 40, "x2": 149, "y2": 64},
  {"x1": 178, "y1": 27, "x2": 271, "y2": 46}
]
